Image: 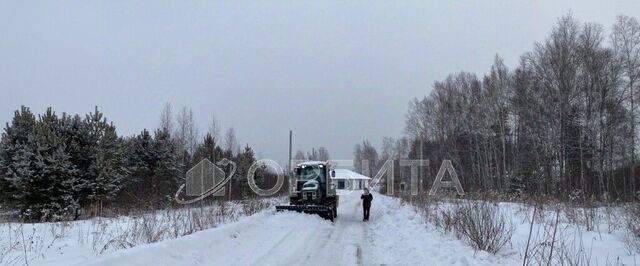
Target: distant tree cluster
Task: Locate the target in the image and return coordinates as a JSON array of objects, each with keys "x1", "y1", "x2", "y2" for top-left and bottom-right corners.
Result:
[
  {"x1": 0, "y1": 104, "x2": 268, "y2": 221},
  {"x1": 293, "y1": 147, "x2": 330, "y2": 162},
  {"x1": 352, "y1": 138, "x2": 411, "y2": 193},
  {"x1": 402, "y1": 14, "x2": 640, "y2": 201}
]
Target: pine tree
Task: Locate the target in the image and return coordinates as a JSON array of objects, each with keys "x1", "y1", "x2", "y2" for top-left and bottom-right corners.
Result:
[
  {"x1": 234, "y1": 144, "x2": 256, "y2": 199},
  {"x1": 193, "y1": 133, "x2": 223, "y2": 164},
  {"x1": 0, "y1": 106, "x2": 37, "y2": 206},
  {"x1": 118, "y1": 129, "x2": 183, "y2": 208},
  {"x1": 152, "y1": 129, "x2": 182, "y2": 207},
  {"x1": 58, "y1": 113, "x2": 92, "y2": 207},
  {"x1": 120, "y1": 130, "x2": 154, "y2": 207},
  {"x1": 78, "y1": 107, "x2": 107, "y2": 206},
  {"x1": 91, "y1": 123, "x2": 127, "y2": 212},
  {"x1": 12, "y1": 108, "x2": 79, "y2": 221}
]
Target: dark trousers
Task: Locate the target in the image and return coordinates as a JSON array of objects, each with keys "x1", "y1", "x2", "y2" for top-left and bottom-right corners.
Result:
[{"x1": 363, "y1": 205, "x2": 370, "y2": 220}]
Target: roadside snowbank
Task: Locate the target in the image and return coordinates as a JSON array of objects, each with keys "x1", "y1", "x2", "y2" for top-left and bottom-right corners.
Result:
[
  {"x1": 2, "y1": 191, "x2": 638, "y2": 265},
  {"x1": 82, "y1": 191, "x2": 515, "y2": 266},
  {"x1": 0, "y1": 198, "x2": 283, "y2": 265}
]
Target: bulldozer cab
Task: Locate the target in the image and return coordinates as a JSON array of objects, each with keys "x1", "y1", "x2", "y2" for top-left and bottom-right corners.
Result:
[
  {"x1": 277, "y1": 161, "x2": 339, "y2": 221},
  {"x1": 292, "y1": 162, "x2": 336, "y2": 197},
  {"x1": 295, "y1": 164, "x2": 326, "y2": 181}
]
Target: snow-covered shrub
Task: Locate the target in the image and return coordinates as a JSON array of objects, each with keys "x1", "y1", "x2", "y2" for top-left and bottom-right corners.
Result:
[
  {"x1": 437, "y1": 208, "x2": 457, "y2": 233},
  {"x1": 97, "y1": 197, "x2": 280, "y2": 254},
  {"x1": 400, "y1": 194, "x2": 434, "y2": 222},
  {"x1": 523, "y1": 210, "x2": 598, "y2": 266},
  {"x1": 452, "y1": 201, "x2": 514, "y2": 254},
  {"x1": 0, "y1": 222, "x2": 68, "y2": 265},
  {"x1": 623, "y1": 203, "x2": 640, "y2": 254},
  {"x1": 553, "y1": 234, "x2": 595, "y2": 266},
  {"x1": 241, "y1": 199, "x2": 272, "y2": 216},
  {"x1": 603, "y1": 204, "x2": 623, "y2": 234},
  {"x1": 564, "y1": 206, "x2": 599, "y2": 232},
  {"x1": 400, "y1": 194, "x2": 514, "y2": 254}
]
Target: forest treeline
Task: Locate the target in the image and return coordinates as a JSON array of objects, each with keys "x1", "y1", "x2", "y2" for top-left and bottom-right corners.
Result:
[
  {"x1": 0, "y1": 103, "x2": 277, "y2": 221},
  {"x1": 359, "y1": 14, "x2": 640, "y2": 201},
  {"x1": 3, "y1": 13, "x2": 638, "y2": 223}
]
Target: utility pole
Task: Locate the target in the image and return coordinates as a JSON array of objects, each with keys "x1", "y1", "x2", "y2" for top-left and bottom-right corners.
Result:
[
  {"x1": 288, "y1": 130, "x2": 293, "y2": 174},
  {"x1": 289, "y1": 130, "x2": 293, "y2": 194}
]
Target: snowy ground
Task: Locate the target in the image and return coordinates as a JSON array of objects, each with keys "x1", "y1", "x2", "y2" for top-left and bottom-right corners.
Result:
[
  {"x1": 80, "y1": 191, "x2": 514, "y2": 266},
  {"x1": 429, "y1": 200, "x2": 639, "y2": 265},
  {"x1": 0, "y1": 198, "x2": 283, "y2": 265},
  {"x1": 1, "y1": 191, "x2": 638, "y2": 265}
]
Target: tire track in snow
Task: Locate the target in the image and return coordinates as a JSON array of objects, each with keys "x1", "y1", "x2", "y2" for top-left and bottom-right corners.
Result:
[{"x1": 299, "y1": 190, "x2": 367, "y2": 265}]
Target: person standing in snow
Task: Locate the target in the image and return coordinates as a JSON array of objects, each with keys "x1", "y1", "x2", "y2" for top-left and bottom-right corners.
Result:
[{"x1": 360, "y1": 188, "x2": 373, "y2": 221}]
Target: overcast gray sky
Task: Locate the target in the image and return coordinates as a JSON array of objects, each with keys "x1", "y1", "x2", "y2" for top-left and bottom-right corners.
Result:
[{"x1": 1, "y1": 1, "x2": 639, "y2": 165}]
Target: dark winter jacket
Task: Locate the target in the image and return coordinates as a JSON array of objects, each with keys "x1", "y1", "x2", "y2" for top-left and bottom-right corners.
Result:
[{"x1": 361, "y1": 193, "x2": 373, "y2": 208}]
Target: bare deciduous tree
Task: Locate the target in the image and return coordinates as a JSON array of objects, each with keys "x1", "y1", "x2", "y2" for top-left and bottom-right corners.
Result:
[
  {"x1": 401, "y1": 14, "x2": 640, "y2": 200},
  {"x1": 159, "y1": 102, "x2": 173, "y2": 135},
  {"x1": 224, "y1": 127, "x2": 239, "y2": 156},
  {"x1": 208, "y1": 115, "x2": 221, "y2": 142},
  {"x1": 175, "y1": 106, "x2": 199, "y2": 156},
  {"x1": 317, "y1": 147, "x2": 330, "y2": 161},
  {"x1": 612, "y1": 15, "x2": 640, "y2": 195}
]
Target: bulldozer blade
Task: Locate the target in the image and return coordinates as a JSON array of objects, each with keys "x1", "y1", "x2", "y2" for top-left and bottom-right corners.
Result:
[{"x1": 276, "y1": 205, "x2": 334, "y2": 221}]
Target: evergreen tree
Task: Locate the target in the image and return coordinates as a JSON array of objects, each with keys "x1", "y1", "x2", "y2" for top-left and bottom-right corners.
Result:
[
  {"x1": 193, "y1": 133, "x2": 223, "y2": 164},
  {"x1": 58, "y1": 113, "x2": 92, "y2": 207},
  {"x1": 0, "y1": 106, "x2": 37, "y2": 206},
  {"x1": 234, "y1": 144, "x2": 256, "y2": 199},
  {"x1": 119, "y1": 130, "x2": 155, "y2": 207},
  {"x1": 118, "y1": 129, "x2": 182, "y2": 208},
  {"x1": 91, "y1": 123, "x2": 127, "y2": 211},
  {"x1": 152, "y1": 129, "x2": 182, "y2": 207},
  {"x1": 12, "y1": 108, "x2": 79, "y2": 221}
]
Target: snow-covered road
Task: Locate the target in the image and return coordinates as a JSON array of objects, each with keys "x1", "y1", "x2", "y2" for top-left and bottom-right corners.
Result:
[{"x1": 82, "y1": 191, "x2": 509, "y2": 266}]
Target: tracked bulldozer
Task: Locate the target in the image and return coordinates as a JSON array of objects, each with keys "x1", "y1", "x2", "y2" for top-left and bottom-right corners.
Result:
[{"x1": 276, "y1": 161, "x2": 339, "y2": 221}]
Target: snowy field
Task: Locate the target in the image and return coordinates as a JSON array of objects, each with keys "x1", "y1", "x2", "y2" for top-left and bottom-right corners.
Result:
[
  {"x1": 0, "y1": 198, "x2": 284, "y2": 265},
  {"x1": 0, "y1": 191, "x2": 638, "y2": 266},
  {"x1": 79, "y1": 190, "x2": 507, "y2": 266},
  {"x1": 418, "y1": 198, "x2": 639, "y2": 266}
]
